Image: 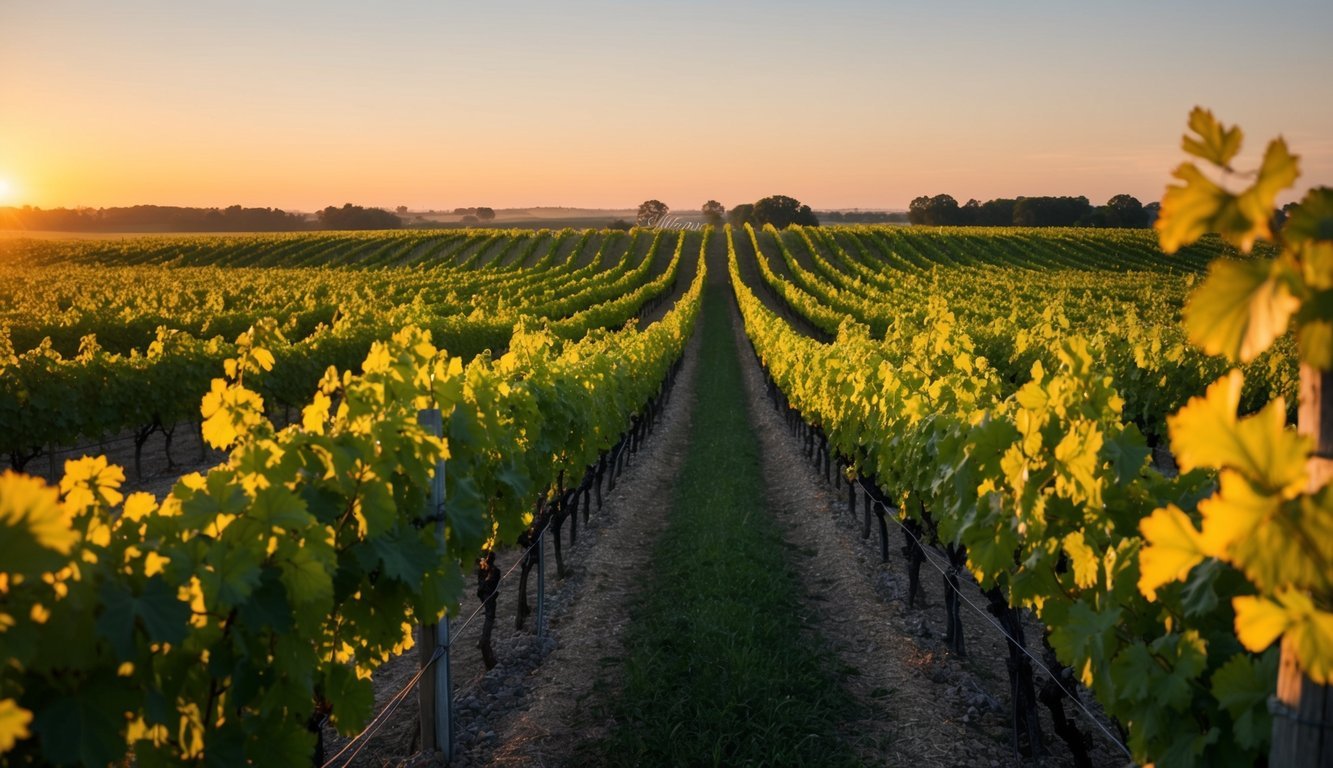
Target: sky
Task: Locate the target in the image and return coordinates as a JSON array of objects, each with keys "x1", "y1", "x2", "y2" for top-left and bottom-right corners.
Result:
[{"x1": 1, "y1": 0, "x2": 1331, "y2": 212}]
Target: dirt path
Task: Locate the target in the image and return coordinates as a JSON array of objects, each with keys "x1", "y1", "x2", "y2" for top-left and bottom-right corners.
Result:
[{"x1": 464, "y1": 320, "x2": 701, "y2": 767}]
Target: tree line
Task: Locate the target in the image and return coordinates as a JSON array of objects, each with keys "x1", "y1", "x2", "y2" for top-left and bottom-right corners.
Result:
[
  {"x1": 631, "y1": 195, "x2": 821, "y2": 230},
  {"x1": 0, "y1": 204, "x2": 310, "y2": 232},
  {"x1": 907, "y1": 194, "x2": 1157, "y2": 228},
  {"x1": 0, "y1": 203, "x2": 416, "y2": 232}
]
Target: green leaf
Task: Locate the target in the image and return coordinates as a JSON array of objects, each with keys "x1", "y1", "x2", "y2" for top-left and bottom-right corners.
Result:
[
  {"x1": 203, "y1": 721, "x2": 245, "y2": 768},
  {"x1": 252, "y1": 485, "x2": 312, "y2": 530},
  {"x1": 1149, "y1": 630, "x2": 1208, "y2": 711},
  {"x1": 235, "y1": 569, "x2": 294, "y2": 633},
  {"x1": 32, "y1": 681, "x2": 131, "y2": 766},
  {"x1": 96, "y1": 577, "x2": 191, "y2": 660},
  {"x1": 278, "y1": 543, "x2": 333, "y2": 609},
  {"x1": 367, "y1": 529, "x2": 437, "y2": 586},
  {"x1": 1048, "y1": 599, "x2": 1120, "y2": 686},
  {"x1": 444, "y1": 474, "x2": 488, "y2": 555},
  {"x1": 1109, "y1": 641, "x2": 1155, "y2": 703},
  {"x1": 1178, "y1": 558, "x2": 1222, "y2": 617},
  {"x1": 1102, "y1": 423, "x2": 1151, "y2": 485},
  {"x1": 356, "y1": 480, "x2": 397, "y2": 538},
  {"x1": 203, "y1": 539, "x2": 264, "y2": 608},
  {"x1": 1211, "y1": 651, "x2": 1277, "y2": 750},
  {"x1": 325, "y1": 664, "x2": 375, "y2": 735},
  {"x1": 1183, "y1": 258, "x2": 1299, "y2": 363},
  {"x1": 1182, "y1": 107, "x2": 1244, "y2": 169}
]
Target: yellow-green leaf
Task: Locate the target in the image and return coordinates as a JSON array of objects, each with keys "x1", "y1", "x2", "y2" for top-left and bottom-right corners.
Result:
[
  {"x1": 1181, "y1": 107, "x2": 1244, "y2": 169},
  {"x1": 0, "y1": 698, "x2": 32, "y2": 753},
  {"x1": 1167, "y1": 371, "x2": 1310, "y2": 493},
  {"x1": 1183, "y1": 258, "x2": 1299, "y2": 363},
  {"x1": 1293, "y1": 605, "x2": 1333, "y2": 685},
  {"x1": 1062, "y1": 531, "x2": 1100, "y2": 589},
  {"x1": 1157, "y1": 163, "x2": 1245, "y2": 254},
  {"x1": 1197, "y1": 470, "x2": 1280, "y2": 559},
  {"x1": 1235, "y1": 138, "x2": 1300, "y2": 251},
  {"x1": 0, "y1": 471, "x2": 78, "y2": 575},
  {"x1": 1233, "y1": 594, "x2": 1290, "y2": 652},
  {"x1": 1233, "y1": 589, "x2": 1333, "y2": 683},
  {"x1": 1138, "y1": 504, "x2": 1206, "y2": 600}
]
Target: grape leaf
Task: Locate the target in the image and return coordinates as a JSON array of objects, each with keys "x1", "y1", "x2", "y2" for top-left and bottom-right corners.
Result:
[
  {"x1": 1138, "y1": 504, "x2": 1205, "y2": 600},
  {"x1": 1182, "y1": 259, "x2": 1299, "y2": 364},
  {"x1": 1232, "y1": 594, "x2": 1289, "y2": 652},
  {"x1": 31, "y1": 681, "x2": 132, "y2": 767},
  {"x1": 1181, "y1": 107, "x2": 1244, "y2": 169},
  {"x1": 278, "y1": 544, "x2": 333, "y2": 609},
  {"x1": 1167, "y1": 370, "x2": 1309, "y2": 493},
  {"x1": 0, "y1": 472, "x2": 76, "y2": 575},
  {"x1": 96, "y1": 577, "x2": 191, "y2": 660},
  {"x1": 0, "y1": 699, "x2": 32, "y2": 754},
  {"x1": 1062, "y1": 531, "x2": 1100, "y2": 589},
  {"x1": 1211, "y1": 651, "x2": 1276, "y2": 750},
  {"x1": 1157, "y1": 163, "x2": 1245, "y2": 254},
  {"x1": 325, "y1": 664, "x2": 375, "y2": 735}
]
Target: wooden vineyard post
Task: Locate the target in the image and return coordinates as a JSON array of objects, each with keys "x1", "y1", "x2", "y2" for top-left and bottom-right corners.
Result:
[
  {"x1": 536, "y1": 519, "x2": 547, "y2": 638},
  {"x1": 1270, "y1": 364, "x2": 1333, "y2": 767},
  {"x1": 416, "y1": 409, "x2": 453, "y2": 761}
]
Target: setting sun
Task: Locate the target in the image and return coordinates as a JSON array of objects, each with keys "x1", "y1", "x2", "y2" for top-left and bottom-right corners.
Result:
[{"x1": 0, "y1": 178, "x2": 12, "y2": 202}]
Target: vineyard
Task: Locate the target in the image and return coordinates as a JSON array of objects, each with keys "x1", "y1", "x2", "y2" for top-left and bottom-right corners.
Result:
[{"x1": 2, "y1": 123, "x2": 1331, "y2": 768}]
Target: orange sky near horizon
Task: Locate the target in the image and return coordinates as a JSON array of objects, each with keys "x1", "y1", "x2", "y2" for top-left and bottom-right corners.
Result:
[{"x1": 2, "y1": 1, "x2": 1331, "y2": 213}]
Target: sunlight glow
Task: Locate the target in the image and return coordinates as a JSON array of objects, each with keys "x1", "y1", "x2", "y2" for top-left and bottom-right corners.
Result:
[{"x1": 0, "y1": 179, "x2": 12, "y2": 202}]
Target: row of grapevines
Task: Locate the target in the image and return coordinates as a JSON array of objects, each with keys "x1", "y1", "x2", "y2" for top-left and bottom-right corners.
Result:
[
  {"x1": 0, "y1": 231, "x2": 683, "y2": 467},
  {"x1": 727, "y1": 223, "x2": 1277, "y2": 766},
  {"x1": 0, "y1": 229, "x2": 709, "y2": 765},
  {"x1": 744, "y1": 222, "x2": 1297, "y2": 443},
  {"x1": 0, "y1": 228, "x2": 661, "y2": 358}
]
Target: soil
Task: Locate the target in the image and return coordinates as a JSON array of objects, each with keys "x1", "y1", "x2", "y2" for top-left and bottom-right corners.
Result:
[{"x1": 729, "y1": 296, "x2": 1130, "y2": 768}]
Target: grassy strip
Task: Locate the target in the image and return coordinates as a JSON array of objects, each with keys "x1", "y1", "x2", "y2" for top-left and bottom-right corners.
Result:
[{"x1": 593, "y1": 280, "x2": 860, "y2": 766}]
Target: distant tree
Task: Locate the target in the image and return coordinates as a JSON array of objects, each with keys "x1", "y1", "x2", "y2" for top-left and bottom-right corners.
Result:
[
  {"x1": 727, "y1": 203, "x2": 756, "y2": 228},
  {"x1": 752, "y1": 195, "x2": 818, "y2": 229},
  {"x1": 453, "y1": 207, "x2": 475, "y2": 216},
  {"x1": 475, "y1": 207, "x2": 496, "y2": 222},
  {"x1": 1102, "y1": 194, "x2": 1147, "y2": 228},
  {"x1": 1143, "y1": 201, "x2": 1162, "y2": 227},
  {"x1": 316, "y1": 203, "x2": 402, "y2": 230},
  {"x1": 702, "y1": 200, "x2": 726, "y2": 226},
  {"x1": 460, "y1": 214, "x2": 480, "y2": 225},
  {"x1": 637, "y1": 199, "x2": 669, "y2": 226},
  {"x1": 607, "y1": 218, "x2": 633, "y2": 231},
  {"x1": 907, "y1": 194, "x2": 961, "y2": 226},
  {"x1": 977, "y1": 198, "x2": 1017, "y2": 226},
  {"x1": 396, "y1": 205, "x2": 409, "y2": 216},
  {"x1": 1012, "y1": 196, "x2": 1091, "y2": 227},
  {"x1": 960, "y1": 199, "x2": 982, "y2": 226}
]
